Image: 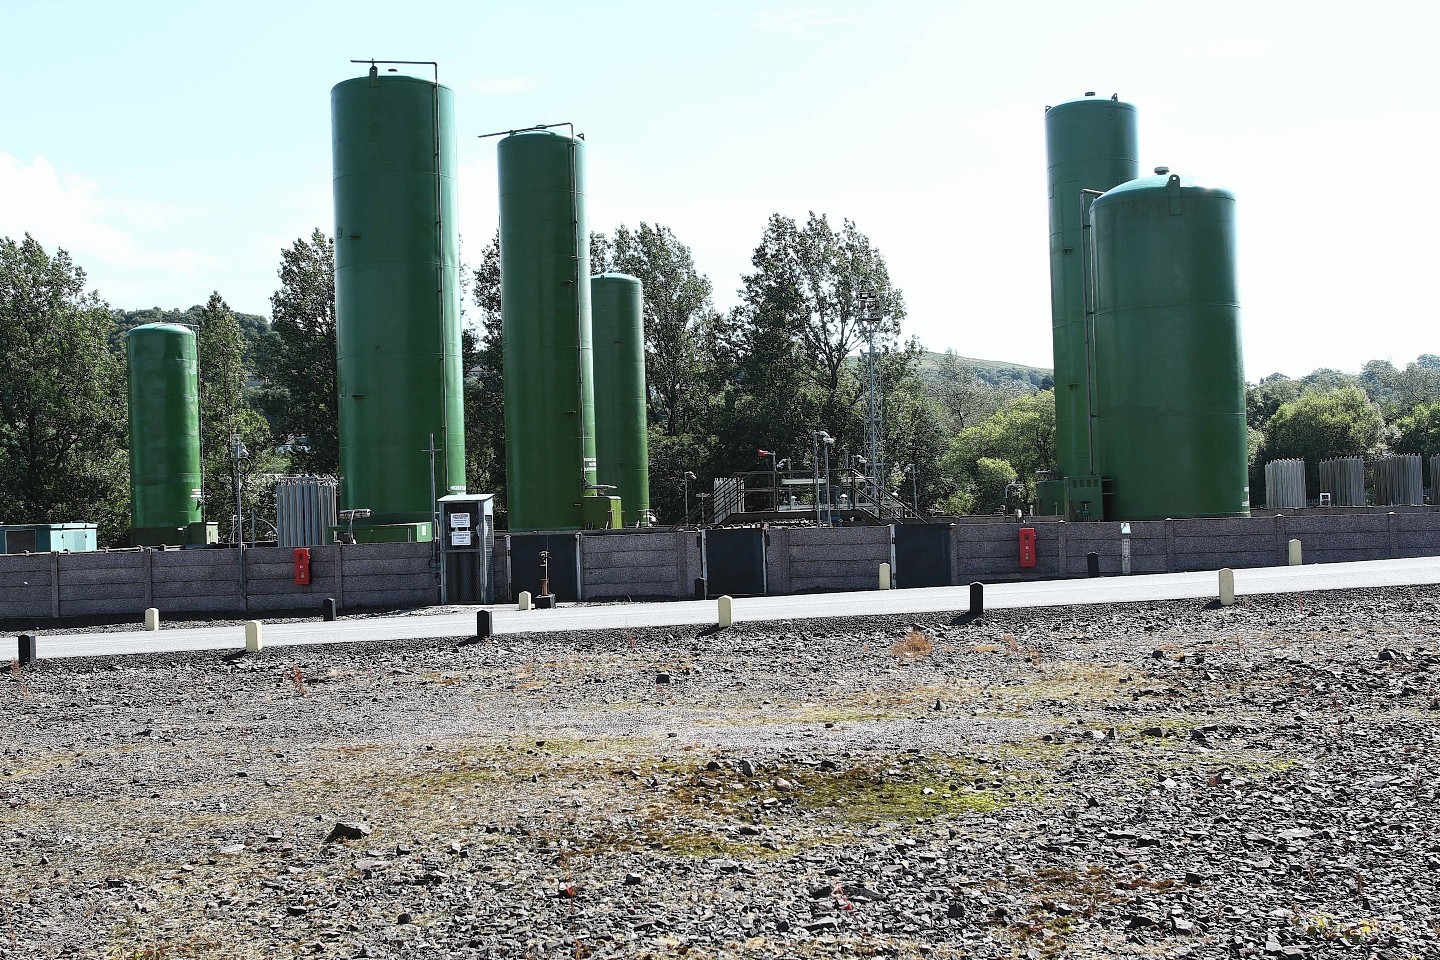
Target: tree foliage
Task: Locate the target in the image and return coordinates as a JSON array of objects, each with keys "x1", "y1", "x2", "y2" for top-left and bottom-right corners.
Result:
[
  {"x1": 114, "y1": 305, "x2": 269, "y2": 369},
  {"x1": 1260, "y1": 387, "x2": 1385, "y2": 493},
  {"x1": 0, "y1": 235, "x2": 129, "y2": 544},
  {"x1": 256, "y1": 230, "x2": 338, "y2": 476},
  {"x1": 1391, "y1": 402, "x2": 1440, "y2": 457},
  {"x1": 608, "y1": 223, "x2": 717, "y2": 438},
  {"x1": 197, "y1": 292, "x2": 278, "y2": 537},
  {"x1": 465, "y1": 232, "x2": 506, "y2": 503}
]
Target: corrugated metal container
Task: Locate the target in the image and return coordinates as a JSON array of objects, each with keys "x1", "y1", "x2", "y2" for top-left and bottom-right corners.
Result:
[
  {"x1": 332, "y1": 68, "x2": 465, "y2": 530},
  {"x1": 1090, "y1": 172, "x2": 1249, "y2": 520},
  {"x1": 1374, "y1": 454, "x2": 1423, "y2": 506},
  {"x1": 275, "y1": 476, "x2": 339, "y2": 547},
  {"x1": 498, "y1": 130, "x2": 598, "y2": 531},
  {"x1": 1264, "y1": 459, "x2": 1306, "y2": 509},
  {"x1": 1044, "y1": 93, "x2": 1140, "y2": 481},
  {"x1": 591, "y1": 273, "x2": 650, "y2": 525},
  {"x1": 1319, "y1": 457, "x2": 1365, "y2": 506}
]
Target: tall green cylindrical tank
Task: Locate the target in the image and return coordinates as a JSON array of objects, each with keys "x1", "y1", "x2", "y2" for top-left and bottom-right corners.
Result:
[
  {"x1": 331, "y1": 69, "x2": 465, "y2": 529},
  {"x1": 126, "y1": 323, "x2": 202, "y2": 542},
  {"x1": 1045, "y1": 93, "x2": 1139, "y2": 480},
  {"x1": 1090, "y1": 172, "x2": 1249, "y2": 520},
  {"x1": 591, "y1": 273, "x2": 650, "y2": 525},
  {"x1": 499, "y1": 130, "x2": 598, "y2": 531}
]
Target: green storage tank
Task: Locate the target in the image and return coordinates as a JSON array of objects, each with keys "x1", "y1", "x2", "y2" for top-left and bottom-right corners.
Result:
[
  {"x1": 126, "y1": 323, "x2": 203, "y2": 545},
  {"x1": 1045, "y1": 93, "x2": 1139, "y2": 480},
  {"x1": 498, "y1": 130, "x2": 600, "y2": 531},
  {"x1": 590, "y1": 273, "x2": 650, "y2": 526},
  {"x1": 331, "y1": 67, "x2": 465, "y2": 534},
  {"x1": 1090, "y1": 171, "x2": 1249, "y2": 520}
]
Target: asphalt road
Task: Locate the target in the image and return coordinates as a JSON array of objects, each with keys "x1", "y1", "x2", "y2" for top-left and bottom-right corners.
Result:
[{"x1": 21, "y1": 555, "x2": 1440, "y2": 661}]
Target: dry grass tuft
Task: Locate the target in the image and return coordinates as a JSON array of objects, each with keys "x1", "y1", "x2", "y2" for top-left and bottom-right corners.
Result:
[{"x1": 891, "y1": 629, "x2": 934, "y2": 660}]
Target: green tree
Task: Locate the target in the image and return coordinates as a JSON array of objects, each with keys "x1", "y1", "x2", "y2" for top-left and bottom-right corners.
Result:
[
  {"x1": 608, "y1": 223, "x2": 719, "y2": 438},
  {"x1": 971, "y1": 457, "x2": 1018, "y2": 516},
  {"x1": 1262, "y1": 386, "x2": 1385, "y2": 494},
  {"x1": 466, "y1": 232, "x2": 507, "y2": 505},
  {"x1": 1246, "y1": 373, "x2": 1303, "y2": 430},
  {"x1": 1392, "y1": 401, "x2": 1440, "y2": 456},
  {"x1": 197, "y1": 292, "x2": 277, "y2": 538},
  {"x1": 924, "y1": 350, "x2": 1020, "y2": 430},
  {"x1": 256, "y1": 230, "x2": 338, "y2": 475},
  {"x1": 197, "y1": 293, "x2": 245, "y2": 514},
  {"x1": 713, "y1": 212, "x2": 905, "y2": 477},
  {"x1": 939, "y1": 390, "x2": 1056, "y2": 513},
  {"x1": 0, "y1": 235, "x2": 129, "y2": 544},
  {"x1": 885, "y1": 381, "x2": 952, "y2": 513}
]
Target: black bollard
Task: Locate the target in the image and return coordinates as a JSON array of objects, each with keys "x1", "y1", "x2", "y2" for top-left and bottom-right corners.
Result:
[
  {"x1": 17, "y1": 633, "x2": 37, "y2": 667},
  {"x1": 1086, "y1": 552, "x2": 1100, "y2": 578},
  {"x1": 694, "y1": 577, "x2": 707, "y2": 601},
  {"x1": 969, "y1": 582, "x2": 984, "y2": 618},
  {"x1": 477, "y1": 609, "x2": 493, "y2": 641},
  {"x1": 322, "y1": 598, "x2": 338, "y2": 622}
]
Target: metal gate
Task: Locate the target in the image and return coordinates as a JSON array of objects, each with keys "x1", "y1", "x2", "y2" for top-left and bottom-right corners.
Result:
[
  {"x1": 509, "y1": 533, "x2": 582, "y2": 602},
  {"x1": 893, "y1": 523, "x2": 952, "y2": 588},
  {"x1": 703, "y1": 528, "x2": 767, "y2": 597}
]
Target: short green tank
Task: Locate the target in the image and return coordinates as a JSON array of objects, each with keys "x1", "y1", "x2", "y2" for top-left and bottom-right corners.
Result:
[
  {"x1": 331, "y1": 70, "x2": 466, "y2": 528},
  {"x1": 126, "y1": 323, "x2": 202, "y2": 542},
  {"x1": 591, "y1": 274, "x2": 650, "y2": 525},
  {"x1": 1090, "y1": 172, "x2": 1249, "y2": 520},
  {"x1": 498, "y1": 130, "x2": 598, "y2": 531},
  {"x1": 1044, "y1": 94, "x2": 1139, "y2": 480}
]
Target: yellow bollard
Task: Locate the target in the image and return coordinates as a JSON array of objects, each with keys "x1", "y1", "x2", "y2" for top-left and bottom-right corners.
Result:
[
  {"x1": 879, "y1": 562, "x2": 892, "y2": 590},
  {"x1": 1288, "y1": 539, "x2": 1302, "y2": 566},
  {"x1": 244, "y1": 621, "x2": 263, "y2": 653},
  {"x1": 1218, "y1": 568, "x2": 1236, "y2": 607},
  {"x1": 718, "y1": 595, "x2": 734, "y2": 628},
  {"x1": 144, "y1": 608, "x2": 160, "y2": 632},
  {"x1": 517, "y1": 591, "x2": 532, "y2": 611}
]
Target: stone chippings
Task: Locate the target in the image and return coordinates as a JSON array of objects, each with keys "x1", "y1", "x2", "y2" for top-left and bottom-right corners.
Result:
[{"x1": 3, "y1": 588, "x2": 1440, "y2": 959}]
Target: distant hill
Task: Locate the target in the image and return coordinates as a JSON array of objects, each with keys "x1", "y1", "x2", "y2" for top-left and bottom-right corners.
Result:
[{"x1": 916, "y1": 350, "x2": 1054, "y2": 391}]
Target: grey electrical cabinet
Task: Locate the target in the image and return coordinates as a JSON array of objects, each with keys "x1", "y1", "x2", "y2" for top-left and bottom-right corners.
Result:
[{"x1": 437, "y1": 494, "x2": 494, "y2": 604}]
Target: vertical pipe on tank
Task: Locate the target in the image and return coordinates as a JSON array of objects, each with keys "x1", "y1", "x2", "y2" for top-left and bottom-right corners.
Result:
[
  {"x1": 1044, "y1": 94, "x2": 1139, "y2": 480},
  {"x1": 126, "y1": 324, "x2": 203, "y2": 545},
  {"x1": 498, "y1": 130, "x2": 598, "y2": 531},
  {"x1": 331, "y1": 68, "x2": 465, "y2": 532},
  {"x1": 591, "y1": 273, "x2": 651, "y2": 525}
]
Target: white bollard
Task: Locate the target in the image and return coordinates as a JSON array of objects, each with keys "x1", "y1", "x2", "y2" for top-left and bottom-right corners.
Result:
[
  {"x1": 1288, "y1": 539, "x2": 1302, "y2": 566},
  {"x1": 517, "y1": 590, "x2": 533, "y2": 611},
  {"x1": 717, "y1": 595, "x2": 734, "y2": 628},
  {"x1": 1218, "y1": 568, "x2": 1236, "y2": 607},
  {"x1": 879, "y1": 562, "x2": 892, "y2": 590},
  {"x1": 244, "y1": 620, "x2": 263, "y2": 653},
  {"x1": 144, "y1": 608, "x2": 160, "y2": 632}
]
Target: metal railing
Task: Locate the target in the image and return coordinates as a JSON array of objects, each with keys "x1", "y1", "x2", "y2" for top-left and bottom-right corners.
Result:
[{"x1": 670, "y1": 468, "x2": 923, "y2": 529}]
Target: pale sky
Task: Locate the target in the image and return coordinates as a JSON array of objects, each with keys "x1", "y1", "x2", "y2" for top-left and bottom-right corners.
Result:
[{"x1": 2, "y1": 0, "x2": 1436, "y2": 378}]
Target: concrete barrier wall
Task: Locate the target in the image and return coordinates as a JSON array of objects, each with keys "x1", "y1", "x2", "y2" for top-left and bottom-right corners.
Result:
[
  {"x1": 10, "y1": 511, "x2": 1440, "y2": 622},
  {"x1": 580, "y1": 530, "x2": 690, "y2": 600},
  {"x1": 786, "y1": 526, "x2": 891, "y2": 593},
  {"x1": 1, "y1": 542, "x2": 437, "y2": 622}
]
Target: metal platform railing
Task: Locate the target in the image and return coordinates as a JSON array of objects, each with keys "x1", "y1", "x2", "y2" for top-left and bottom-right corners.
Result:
[{"x1": 671, "y1": 468, "x2": 923, "y2": 529}]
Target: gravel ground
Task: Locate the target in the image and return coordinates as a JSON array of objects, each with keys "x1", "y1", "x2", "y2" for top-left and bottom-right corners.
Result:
[{"x1": 3, "y1": 585, "x2": 1439, "y2": 959}]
